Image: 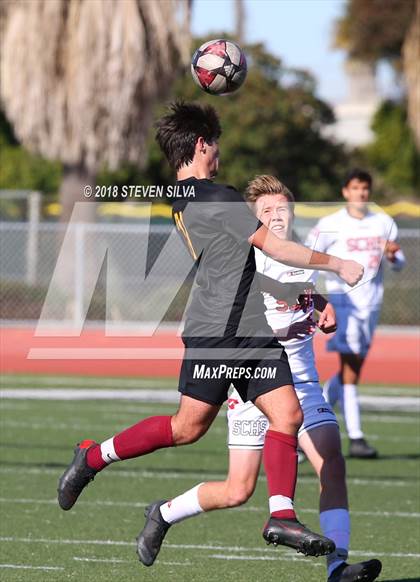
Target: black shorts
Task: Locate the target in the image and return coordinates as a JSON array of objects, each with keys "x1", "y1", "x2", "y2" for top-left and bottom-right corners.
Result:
[{"x1": 178, "y1": 332, "x2": 293, "y2": 406}]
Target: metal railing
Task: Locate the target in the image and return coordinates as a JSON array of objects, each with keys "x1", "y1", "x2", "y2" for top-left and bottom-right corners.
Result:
[{"x1": 0, "y1": 221, "x2": 418, "y2": 326}]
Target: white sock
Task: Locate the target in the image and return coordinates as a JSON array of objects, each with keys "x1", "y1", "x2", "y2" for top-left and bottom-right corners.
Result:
[
  {"x1": 341, "y1": 384, "x2": 363, "y2": 439},
  {"x1": 269, "y1": 494, "x2": 294, "y2": 514},
  {"x1": 320, "y1": 508, "x2": 350, "y2": 577},
  {"x1": 324, "y1": 374, "x2": 342, "y2": 407},
  {"x1": 100, "y1": 437, "x2": 120, "y2": 465},
  {"x1": 160, "y1": 483, "x2": 204, "y2": 524}
]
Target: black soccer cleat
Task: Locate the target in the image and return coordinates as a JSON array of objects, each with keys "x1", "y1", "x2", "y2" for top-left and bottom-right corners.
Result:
[
  {"x1": 263, "y1": 517, "x2": 336, "y2": 557},
  {"x1": 57, "y1": 440, "x2": 98, "y2": 510},
  {"x1": 136, "y1": 500, "x2": 171, "y2": 567},
  {"x1": 328, "y1": 559, "x2": 382, "y2": 582},
  {"x1": 349, "y1": 438, "x2": 378, "y2": 459}
]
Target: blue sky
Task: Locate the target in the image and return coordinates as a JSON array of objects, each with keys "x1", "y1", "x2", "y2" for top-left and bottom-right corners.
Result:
[{"x1": 191, "y1": 0, "x2": 392, "y2": 105}]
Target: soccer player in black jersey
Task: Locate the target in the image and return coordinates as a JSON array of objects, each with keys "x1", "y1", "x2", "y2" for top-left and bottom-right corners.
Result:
[{"x1": 58, "y1": 102, "x2": 363, "y2": 564}]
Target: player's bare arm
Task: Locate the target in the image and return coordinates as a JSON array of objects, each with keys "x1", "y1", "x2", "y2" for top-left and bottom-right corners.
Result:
[{"x1": 249, "y1": 224, "x2": 363, "y2": 287}]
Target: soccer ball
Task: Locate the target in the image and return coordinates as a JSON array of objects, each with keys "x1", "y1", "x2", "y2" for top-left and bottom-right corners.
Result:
[{"x1": 191, "y1": 39, "x2": 247, "y2": 95}]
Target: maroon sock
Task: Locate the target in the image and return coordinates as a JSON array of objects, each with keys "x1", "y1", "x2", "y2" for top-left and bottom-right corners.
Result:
[
  {"x1": 86, "y1": 415, "x2": 174, "y2": 472},
  {"x1": 263, "y1": 429, "x2": 297, "y2": 520}
]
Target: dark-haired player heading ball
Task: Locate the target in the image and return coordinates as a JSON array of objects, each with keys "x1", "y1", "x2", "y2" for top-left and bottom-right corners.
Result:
[{"x1": 58, "y1": 102, "x2": 363, "y2": 563}]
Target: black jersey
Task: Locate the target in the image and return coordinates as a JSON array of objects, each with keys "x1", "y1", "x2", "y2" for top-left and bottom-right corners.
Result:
[{"x1": 172, "y1": 177, "x2": 272, "y2": 337}]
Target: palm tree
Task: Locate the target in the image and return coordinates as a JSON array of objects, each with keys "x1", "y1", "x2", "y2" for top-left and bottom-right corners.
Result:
[
  {"x1": 403, "y1": 0, "x2": 420, "y2": 150},
  {"x1": 334, "y1": 0, "x2": 419, "y2": 149},
  {"x1": 0, "y1": 0, "x2": 192, "y2": 221},
  {"x1": 235, "y1": 0, "x2": 245, "y2": 45}
]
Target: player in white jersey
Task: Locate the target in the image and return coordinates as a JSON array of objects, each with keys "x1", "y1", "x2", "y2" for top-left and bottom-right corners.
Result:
[
  {"x1": 306, "y1": 169, "x2": 405, "y2": 459},
  {"x1": 137, "y1": 175, "x2": 381, "y2": 582}
]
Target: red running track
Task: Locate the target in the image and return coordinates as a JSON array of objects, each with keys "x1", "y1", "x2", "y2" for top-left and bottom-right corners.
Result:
[{"x1": 1, "y1": 327, "x2": 419, "y2": 386}]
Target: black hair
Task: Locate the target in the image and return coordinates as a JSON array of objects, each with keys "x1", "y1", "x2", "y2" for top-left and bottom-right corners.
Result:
[
  {"x1": 155, "y1": 101, "x2": 222, "y2": 170},
  {"x1": 343, "y1": 168, "x2": 372, "y2": 188}
]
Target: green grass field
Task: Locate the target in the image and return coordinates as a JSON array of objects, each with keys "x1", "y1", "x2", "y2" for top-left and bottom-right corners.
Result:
[{"x1": 0, "y1": 375, "x2": 419, "y2": 581}]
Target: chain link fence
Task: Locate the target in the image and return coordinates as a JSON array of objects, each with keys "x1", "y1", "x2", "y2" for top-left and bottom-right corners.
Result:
[{"x1": 0, "y1": 221, "x2": 419, "y2": 326}]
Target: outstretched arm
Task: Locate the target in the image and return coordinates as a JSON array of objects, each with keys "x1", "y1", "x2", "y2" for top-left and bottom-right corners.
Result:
[{"x1": 249, "y1": 224, "x2": 363, "y2": 287}]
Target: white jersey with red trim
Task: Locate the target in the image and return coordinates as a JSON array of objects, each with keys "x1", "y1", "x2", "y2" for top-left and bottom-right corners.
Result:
[
  {"x1": 255, "y1": 248, "x2": 317, "y2": 347},
  {"x1": 228, "y1": 251, "x2": 335, "y2": 443},
  {"x1": 305, "y1": 208, "x2": 405, "y2": 312}
]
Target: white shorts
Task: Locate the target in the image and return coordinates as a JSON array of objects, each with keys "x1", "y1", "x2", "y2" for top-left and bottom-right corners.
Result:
[
  {"x1": 227, "y1": 382, "x2": 338, "y2": 450},
  {"x1": 327, "y1": 308, "x2": 380, "y2": 357}
]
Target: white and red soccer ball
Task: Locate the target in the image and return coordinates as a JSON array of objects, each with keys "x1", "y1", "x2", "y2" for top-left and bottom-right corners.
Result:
[{"x1": 191, "y1": 39, "x2": 247, "y2": 95}]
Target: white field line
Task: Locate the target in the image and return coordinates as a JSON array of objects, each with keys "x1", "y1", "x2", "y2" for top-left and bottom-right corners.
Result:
[
  {"x1": 1, "y1": 418, "x2": 418, "y2": 443},
  {"x1": 4, "y1": 381, "x2": 419, "y2": 401},
  {"x1": 75, "y1": 558, "x2": 190, "y2": 569},
  {"x1": 1, "y1": 537, "x2": 419, "y2": 560},
  {"x1": 0, "y1": 564, "x2": 64, "y2": 571},
  {"x1": 1, "y1": 416, "x2": 418, "y2": 444},
  {"x1": 1, "y1": 388, "x2": 419, "y2": 413},
  {"x1": 0, "y1": 419, "x2": 153, "y2": 432},
  {"x1": 0, "y1": 389, "x2": 181, "y2": 403},
  {"x1": 0, "y1": 404, "x2": 216, "y2": 419},
  {"x1": 0, "y1": 497, "x2": 147, "y2": 509},
  {"x1": 2, "y1": 376, "x2": 177, "y2": 388},
  {"x1": 4, "y1": 375, "x2": 418, "y2": 398},
  {"x1": 209, "y1": 554, "x2": 322, "y2": 565},
  {"x1": 362, "y1": 433, "x2": 420, "y2": 443},
  {"x1": 0, "y1": 403, "x2": 169, "y2": 415},
  {"x1": 1, "y1": 407, "x2": 418, "y2": 426},
  {"x1": 27, "y1": 348, "x2": 184, "y2": 359},
  {"x1": 360, "y1": 388, "x2": 420, "y2": 397},
  {"x1": 2, "y1": 402, "x2": 419, "y2": 429},
  {"x1": 360, "y1": 414, "x2": 420, "y2": 424},
  {"x1": 0, "y1": 466, "x2": 416, "y2": 488},
  {"x1": 159, "y1": 561, "x2": 192, "y2": 566},
  {"x1": 73, "y1": 557, "x2": 129, "y2": 564},
  {"x1": 359, "y1": 395, "x2": 420, "y2": 412},
  {"x1": 1, "y1": 497, "x2": 419, "y2": 519}
]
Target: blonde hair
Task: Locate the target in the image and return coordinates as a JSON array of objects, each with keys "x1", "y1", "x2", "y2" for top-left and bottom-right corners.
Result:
[{"x1": 245, "y1": 175, "x2": 295, "y2": 208}]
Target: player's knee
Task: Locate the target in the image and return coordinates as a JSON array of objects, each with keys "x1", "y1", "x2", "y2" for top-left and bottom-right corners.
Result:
[
  {"x1": 225, "y1": 483, "x2": 254, "y2": 507},
  {"x1": 171, "y1": 418, "x2": 208, "y2": 445},
  {"x1": 282, "y1": 404, "x2": 303, "y2": 432},
  {"x1": 269, "y1": 408, "x2": 302, "y2": 434},
  {"x1": 293, "y1": 406, "x2": 304, "y2": 430}
]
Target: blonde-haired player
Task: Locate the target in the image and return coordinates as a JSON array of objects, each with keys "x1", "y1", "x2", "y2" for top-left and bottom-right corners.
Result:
[{"x1": 137, "y1": 175, "x2": 381, "y2": 582}]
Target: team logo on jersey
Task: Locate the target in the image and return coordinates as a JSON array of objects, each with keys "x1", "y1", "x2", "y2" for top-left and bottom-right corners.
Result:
[
  {"x1": 346, "y1": 236, "x2": 382, "y2": 252},
  {"x1": 287, "y1": 269, "x2": 305, "y2": 277},
  {"x1": 232, "y1": 419, "x2": 268, "y2": 436},
  {"x1": 317, "y1": 407, "x2": 334, "y2": 414}
]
